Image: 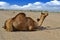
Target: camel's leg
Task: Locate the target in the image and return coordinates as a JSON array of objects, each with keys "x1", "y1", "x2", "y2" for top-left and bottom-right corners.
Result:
[
  {"x1": 5, "y1": 18, "x2": 13, "y2": 32},
  {"x1": 28, "y1": 26, "x2": 33, "y2": 31},
  {"x1": 6, "y1": 24, "x2": 13, "y2": 32},
  {"x1": 38, "y1": 12, "x2": 48, "y2": 27}
]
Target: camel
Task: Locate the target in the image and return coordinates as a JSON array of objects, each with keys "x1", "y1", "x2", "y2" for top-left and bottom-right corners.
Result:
[{"x1": 3, "y1": 12, "x2": 48, "y2": 32}]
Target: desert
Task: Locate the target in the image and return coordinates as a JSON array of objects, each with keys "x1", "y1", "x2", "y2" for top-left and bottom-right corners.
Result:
[{"x1": 0, "y1": 10, "x2": 60, "y2": 40}]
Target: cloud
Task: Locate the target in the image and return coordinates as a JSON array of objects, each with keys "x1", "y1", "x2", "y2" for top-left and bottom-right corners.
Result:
[
  {"x1": 21, "y1": 2, "x2": 42, "y2": 10},
  {"x1": 45, "y1": 0, "x2": 60, "y2": 5},
  {"x1": 0, "y1": 1, "x2": 10, "y2": 9},
  {"x1": 44, "y1": 0, "x2": 60, "y2": 12},
  {"x1": 10, "y1": 5, "x2": 22, "y2": 10},
  {"x1": 0, "y1": 1, "x2": 9, "y2": 6},
  {"x1": 0, "y1": 0, "x2": 60, "y2": 12}
]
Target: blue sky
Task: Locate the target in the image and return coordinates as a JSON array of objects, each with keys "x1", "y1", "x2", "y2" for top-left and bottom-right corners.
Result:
[
  {"x1": 0, "y1": 0, "x2": 52, "y2": 5},
  {"x1": 0, "y1": 0, "x2": 60, "y2": 12}
]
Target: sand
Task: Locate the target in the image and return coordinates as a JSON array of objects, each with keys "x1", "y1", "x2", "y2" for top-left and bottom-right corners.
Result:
[{"x1": 0, "y1": 10, "x2": 60, "y2": 40}]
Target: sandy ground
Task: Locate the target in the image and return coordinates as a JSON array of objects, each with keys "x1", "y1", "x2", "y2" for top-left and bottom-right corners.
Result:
[{"x1": 0, "y1": 10, "x2": 60, "y2": 40}]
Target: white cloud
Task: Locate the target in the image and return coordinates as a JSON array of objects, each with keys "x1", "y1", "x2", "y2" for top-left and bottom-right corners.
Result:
[
  {"x1": 33, "y1": 2, "x2": 42, "y2": 5},
  {"x1": 10, "y1": 5, "x2": 21, "y2": 9},
  {"x1": 21, "y1": 2, "x2": 42, "y2": 10},
  {"x1": 44, "y1": 0, "x2": 60, "y2": 12},
  {"x1": 0, "y1": 0, "x2": 60, "y2": 12},
  {"x1": 0, "y1": 1, "x2": 9, "y2": 6},
  {"x1": 0, "y1": 1, "x2": 10, "y2": 9},
  {"x1": 46, "y1": 0, "x2": 60, "y2": 5}
]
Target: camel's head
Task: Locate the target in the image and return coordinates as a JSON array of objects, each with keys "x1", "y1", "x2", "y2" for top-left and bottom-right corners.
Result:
[
  {"x1": 41, "y1": 12, "x2": 48, "y2": 17},
  {"x1": 37, "y1": 12, "x2": 48, "y2": 22},
  {"x1": 37, "y1": 12, "x2": 48, "y2": 27}
]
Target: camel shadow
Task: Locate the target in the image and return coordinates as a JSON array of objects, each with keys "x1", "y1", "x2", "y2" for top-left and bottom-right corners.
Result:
[
  {"x1": 38, "y1": 26, "x2": 60, "y2": 30},
  {"x1": 13, "y1": 26, "x2": 60, "y2": 32},
  {"x1": 13, "y1": 26, "x2": 47, "y2": 32},
  {"x1": 13, "y1": 28, "x2": 36, "y2": 32},
  {"x1": 13, "y1": 30, "x2": 37, "y2": 32}
]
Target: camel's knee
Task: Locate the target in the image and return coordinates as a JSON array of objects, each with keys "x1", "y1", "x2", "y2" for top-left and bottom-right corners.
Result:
[
  {"x1": 6, "y1": 27, "x2": 13, "y2": 32},
  {"x1": 4, "y1": 18, "x2": 13, "y2": 32},
  {"x1": 28, "y1": 26, "x2": 34, "y2": 31}
]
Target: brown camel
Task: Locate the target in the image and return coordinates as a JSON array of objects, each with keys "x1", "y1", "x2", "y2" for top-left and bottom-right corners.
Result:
[{"x1": 3, "y1": 12, "x2": 48, "y2": 32}]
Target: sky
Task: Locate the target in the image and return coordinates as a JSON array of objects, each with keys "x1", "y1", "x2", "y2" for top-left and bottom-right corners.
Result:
[{"x1": 0, "y1": 0, "x2": 60, "y2": 12}]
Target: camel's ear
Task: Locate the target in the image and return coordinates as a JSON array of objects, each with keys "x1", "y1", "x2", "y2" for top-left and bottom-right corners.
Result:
[
  {"x1": 37, "y1": 18, "x2": 40, "y2": 22},
  {"x1": 41, "y1": 12, "x2": 44, "y2": 15},
  {"x1": 41, "y1": 13, "x2": 45, "y2": 15}
]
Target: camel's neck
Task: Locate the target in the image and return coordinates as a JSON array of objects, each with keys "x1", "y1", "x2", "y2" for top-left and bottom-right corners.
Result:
[
  {"x1": 38, "y1": 15, "x2": 44, "y2": 26},
  {"x1": 38, "y1": 13, "x2": 48, "y2": 27}
]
